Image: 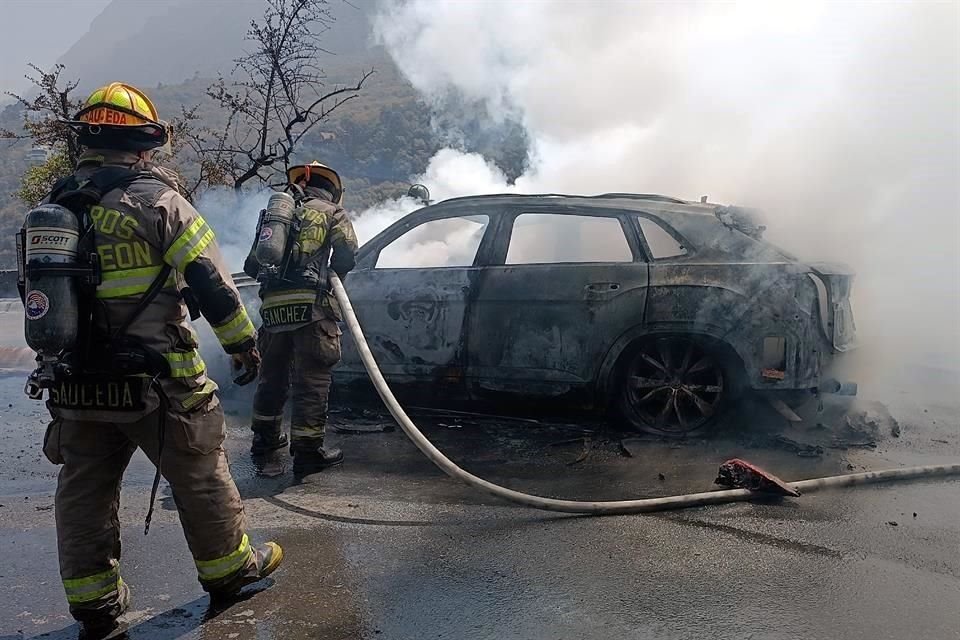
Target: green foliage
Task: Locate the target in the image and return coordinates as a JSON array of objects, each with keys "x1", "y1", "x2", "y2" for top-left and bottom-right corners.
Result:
[{"x1": 16, "y1": 152, "x2": 73, "y2": 206}]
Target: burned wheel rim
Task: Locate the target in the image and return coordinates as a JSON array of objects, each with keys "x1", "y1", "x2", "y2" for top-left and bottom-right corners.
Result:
[{"x1": 621, "y1": 336, "x2": 724, "y2": 436}]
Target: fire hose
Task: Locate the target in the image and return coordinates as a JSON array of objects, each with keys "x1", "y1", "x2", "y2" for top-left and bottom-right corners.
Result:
[{"x1": 330, "y1": 274, "x2": 960, "y2": 515}]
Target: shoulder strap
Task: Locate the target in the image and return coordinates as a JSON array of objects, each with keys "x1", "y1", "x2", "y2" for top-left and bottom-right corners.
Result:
[
  {"x1": 46, "y1": 175, "x2": 79, "y2": 203},
  {"x1": 51, "y1": 166, "x2": 140, "y2": 212}
]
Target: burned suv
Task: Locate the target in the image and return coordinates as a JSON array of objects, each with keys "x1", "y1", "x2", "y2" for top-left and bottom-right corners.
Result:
[{"x1": 235, "y1": 193, "x2": 856, "y2": 435}]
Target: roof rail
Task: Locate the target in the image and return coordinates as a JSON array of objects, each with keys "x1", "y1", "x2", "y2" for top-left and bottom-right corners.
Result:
[
  {"x1": 591, "y1": 193, "x2": 688, "y2": 204},
  {"x1": 436, "y1": 192, "x2": 689, "y2": 205}
]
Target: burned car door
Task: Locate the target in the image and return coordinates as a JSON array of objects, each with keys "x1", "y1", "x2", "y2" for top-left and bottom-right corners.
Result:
[
  {"x1": 338, "y1": 211, "x2": 493, "y2": 388},
  {"x1": 467, "y1": 208, "x2": 648, "y2": 399}
]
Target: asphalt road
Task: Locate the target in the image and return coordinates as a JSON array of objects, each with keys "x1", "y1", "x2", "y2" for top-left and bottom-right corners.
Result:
[{"x1": 1, "y1": 355, "x2": 958, "y2": 639}]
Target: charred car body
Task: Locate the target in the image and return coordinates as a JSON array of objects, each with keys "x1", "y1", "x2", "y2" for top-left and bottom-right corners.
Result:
[{"x1": 234, "y1": 193, "x2": 856, "y2": 435}]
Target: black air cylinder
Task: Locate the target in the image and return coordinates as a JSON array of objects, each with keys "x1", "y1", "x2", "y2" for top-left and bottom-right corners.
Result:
[
  {"x1": 255, "y1": 192, "x2": 297, "y2": 268},
  {"x1": 23, "y1": 204, "x2": 81, "y2": 355}
]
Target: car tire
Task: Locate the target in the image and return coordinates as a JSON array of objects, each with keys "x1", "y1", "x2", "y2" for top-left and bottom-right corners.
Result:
[{"x1": 615, "y1": 335, "x2": 738, "y2": 437}]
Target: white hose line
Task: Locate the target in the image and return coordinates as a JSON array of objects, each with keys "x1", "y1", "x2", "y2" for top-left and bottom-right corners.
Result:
[{"x1": 331, "y1": 275, "x2": 960, "y2": 515}]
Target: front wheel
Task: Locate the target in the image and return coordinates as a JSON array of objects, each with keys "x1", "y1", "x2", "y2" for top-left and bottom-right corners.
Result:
[{"x1": 616, "y1": 335, "x2": 732, "y2": 436}]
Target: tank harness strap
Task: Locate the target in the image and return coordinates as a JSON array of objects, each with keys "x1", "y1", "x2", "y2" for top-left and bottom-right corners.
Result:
[{"x1": 110, "y1": 262, "x2": 172, "y2": 340}]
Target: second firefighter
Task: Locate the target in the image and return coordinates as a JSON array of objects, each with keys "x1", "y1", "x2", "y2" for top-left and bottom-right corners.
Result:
[{"x1": 244, "y1": 162, "x2": 358, "y2": 477}]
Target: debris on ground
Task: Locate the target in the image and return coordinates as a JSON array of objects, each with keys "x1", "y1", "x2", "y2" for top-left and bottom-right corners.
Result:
[
  {"x1": 772, "y1": 435, "x2": 824, "y2": 457},
  {"x1": 715, "y1": 458, "x2": 800, "y2": 497},
  {"x1": 844, "y1": 405, "x2": 901, "y2": 442},
  {"x1": 619, "y1": 438, "x2": 645, "y2": 458},
  {"x1": 408, "y1": 406, "x2": 541, "y2": 424},
  {"x1": 551, "y1": 437, "x2": 587, "y2": 447},
  {"x1": 329, "y1": 405, "x2": 397, "y2": 433},
  {"x1": 887, "y1": 521, "x2": 899, "y2": 527},
  {"x1": 567, "y1": 438, "x2": 593, "y2": 466},
  {"x1": 330, "y1": 422, "x2": 396, "y2": 434},
  {"x1": 829, "y1": 437, "x2": 877, "y2": 450}
]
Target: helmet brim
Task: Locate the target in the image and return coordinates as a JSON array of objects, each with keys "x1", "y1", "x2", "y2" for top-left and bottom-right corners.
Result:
[{"x1": 62, "y1": 119, "x2": 170, "y2": 152}]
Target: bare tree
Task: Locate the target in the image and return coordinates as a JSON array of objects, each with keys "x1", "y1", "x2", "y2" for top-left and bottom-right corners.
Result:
[
  {"x1": 188, "y1": 0, "x2": 373, "y2": 192},
  {"x1": 167, "y1": 105, "x2": 234, "y2": 201},
  {"x1": 1, "y1": 64, "x2": 83, "y2": 164},
  {"x1": 0, "y1": 64, "x2": 84, "y2": 204}
]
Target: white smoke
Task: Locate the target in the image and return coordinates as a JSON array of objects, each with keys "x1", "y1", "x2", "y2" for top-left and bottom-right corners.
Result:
[
  {"x1": 370, "y1": 1, "x2": 960, "y2": 368},
  {"x1": 351, "y1": 149, "x2": 514, "y2": 249},
  {"x1": 195, "y1": 187, "x2": 270, "y2": 271}
]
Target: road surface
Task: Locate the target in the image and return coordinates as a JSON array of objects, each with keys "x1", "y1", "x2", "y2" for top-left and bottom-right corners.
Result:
[{"x1": 1, "y1": 355, "x2": 958, "y2": 640}]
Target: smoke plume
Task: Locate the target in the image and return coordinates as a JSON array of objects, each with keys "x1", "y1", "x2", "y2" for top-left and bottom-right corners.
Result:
[
  {"x1": 370, "y1": 1, "x2": 960, "y2": 370},
  {"x1": 195, "y1": 187, "x2": 269, "y2": 271}
]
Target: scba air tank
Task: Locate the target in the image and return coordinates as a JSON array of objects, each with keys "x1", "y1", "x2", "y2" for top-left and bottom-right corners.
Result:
[
  {"x1": 255, "y1": 191, "x2": 297, "y2": 268},
  {"x1": 23, "y1": 204, "x2": 81, "y2": 355}
]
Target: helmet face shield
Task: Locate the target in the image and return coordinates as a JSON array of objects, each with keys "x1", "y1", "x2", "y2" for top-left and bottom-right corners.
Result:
[{"x1": 156, "y1": 121, "x2": 173, "y2": 156}]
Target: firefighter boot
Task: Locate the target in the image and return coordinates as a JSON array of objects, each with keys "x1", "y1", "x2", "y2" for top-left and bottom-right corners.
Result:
[
  {"x1": 251, "y1": 432, "x2": 289, "y2": 478},
  {"x1": 76, "y1": 580, "x2": 131, "y2": 640},
  {"x1": 292, "y1": 443, "x2": 343, "y2": 477},
  {"x1": 208, "y1": 542, "x2": 284, "y2": 605}
]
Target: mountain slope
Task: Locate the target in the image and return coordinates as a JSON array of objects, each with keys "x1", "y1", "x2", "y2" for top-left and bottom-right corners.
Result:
[{"x1": 55, "y1": 0, "x2": 375, "y2": 91}]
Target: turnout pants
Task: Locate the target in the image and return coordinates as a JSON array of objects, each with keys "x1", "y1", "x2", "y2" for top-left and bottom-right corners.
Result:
[
  {"x1": 44, "y1": 398, "x2": 256, "y2": 619},
  {"x1": 251, "y1": 319, "x2": 342, "y2": 452}
]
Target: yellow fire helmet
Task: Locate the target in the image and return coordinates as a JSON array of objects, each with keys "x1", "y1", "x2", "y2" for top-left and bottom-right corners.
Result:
[
  {"x1": 65, "y1": 82, "x2": 171, "y2": 152},
  {"x1": 287, "y1": 161, "x2": 343, "y2": 204}
]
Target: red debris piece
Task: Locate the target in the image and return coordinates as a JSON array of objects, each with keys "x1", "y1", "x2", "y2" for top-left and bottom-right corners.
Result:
[{"x1": 715, "y1": 458, "x2": 801, "y2": 497}]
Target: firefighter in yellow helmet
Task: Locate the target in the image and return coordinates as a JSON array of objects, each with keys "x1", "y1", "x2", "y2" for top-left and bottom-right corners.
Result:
[
  {"x1": 32, "y1": 83, "x2": 281, "y2": 637},
  {"x1": 243, "y1": 161, "x2": 358, "y2": 477}
]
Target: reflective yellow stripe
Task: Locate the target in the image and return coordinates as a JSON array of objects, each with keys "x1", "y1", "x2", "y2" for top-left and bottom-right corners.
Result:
[
  {"x1": 96, "y1": 265, "x2": 173, "y2": 299},
  {"x1": 212, "y1": 307, "x2": 256, "y2": 346},
  {"x1": 252, "y1": 412, "x2": 283, "y2": 424},
  {"x1": 164, "y1": 216, "x2": 215, "y2": 271},
  {"x1": 196, "y1": 534, "x2": 252, "y2": 582},
  {"x1": 262, "y1": 289, "x2": 316, "y2": 309},
  {"x1": 63, "y1": 568, "x2": 121, "y2": 605},
  {"x1": 182, "y1": 379, "x2": 218, "y2": 410},
  {"x1": 163, "y1": 350, "x2": 206, "y2": 378},
  {"x1": 291, "y1": 425, "x2": 325, "y2": 440}
]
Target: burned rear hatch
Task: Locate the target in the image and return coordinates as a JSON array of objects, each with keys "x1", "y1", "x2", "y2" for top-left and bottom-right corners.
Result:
[
  {"x1": 708, "y1": 206, "x2": 856, "y2": 353},
  {"x1": 808, "y1": 262, "x2": 857, "y2": 352}
]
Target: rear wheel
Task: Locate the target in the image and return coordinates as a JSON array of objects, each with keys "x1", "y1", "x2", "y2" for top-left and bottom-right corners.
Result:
[{"x1": 616, "y1": 335, "x2": 730, "y2": 436}]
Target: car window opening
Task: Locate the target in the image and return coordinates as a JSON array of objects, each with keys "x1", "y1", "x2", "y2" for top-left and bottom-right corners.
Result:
[
  {"x1": 507, "y1": 212, "x2": 633, "y2": 265},
  {"x1": 376, "y1": 215, "x2": 490, "y2": 269},
  {"x1": 637, "y1": 216, "x2": 688, "y2": 259}
]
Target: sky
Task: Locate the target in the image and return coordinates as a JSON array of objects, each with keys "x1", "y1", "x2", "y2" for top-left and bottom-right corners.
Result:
[{"x1": 0, "y1": 0, "x2": 111, "y2": 98}]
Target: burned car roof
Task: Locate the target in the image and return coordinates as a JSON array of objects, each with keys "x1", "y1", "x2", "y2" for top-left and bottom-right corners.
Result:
[{"x1": 383, "y1": 193, "x2": 792, "y2": 264}]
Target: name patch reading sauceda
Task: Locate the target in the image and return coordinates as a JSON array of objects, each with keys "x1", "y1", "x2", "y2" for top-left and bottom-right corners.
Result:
[{"x1": 48, "y1": 378, "x2": 145, "y2": 410}]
